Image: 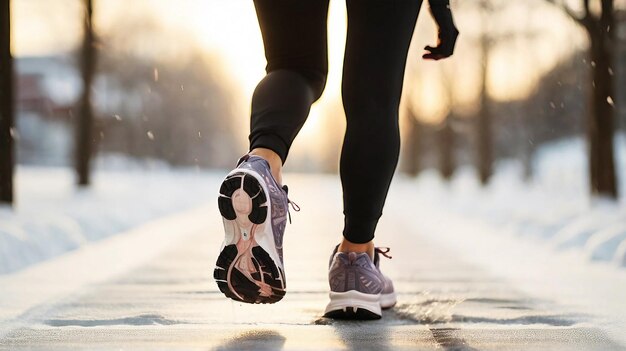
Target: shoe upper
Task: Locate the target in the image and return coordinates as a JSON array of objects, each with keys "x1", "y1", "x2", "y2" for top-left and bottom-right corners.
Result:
[
  {"x1": 236, "y1": 155, "x2": 289, "y2": 264},
  {"x1": 328, "y1": 246, "x2": 394, "y2": 295},
  {"x1": 373, "y1": 248, "x2": 395, "y2": 295}
]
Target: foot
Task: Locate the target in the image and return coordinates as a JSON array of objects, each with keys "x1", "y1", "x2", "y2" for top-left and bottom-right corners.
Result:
[
  {"x1": 324, "y1": 246, "x2": 396, "y2": 319},
  {"x1": 214, "y1": 154, "x2": 291, "y2": 304},
  {"x1": 338, "y1": 240, "x2": 375, "y2": 260},
  {"x1": 249, "y1": 148, "x2": 283, "y2": 186}
]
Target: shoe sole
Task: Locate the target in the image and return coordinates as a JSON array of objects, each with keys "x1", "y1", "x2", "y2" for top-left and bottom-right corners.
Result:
[
  {"x1": 214, "y1": 170, "x2": 286, "y2": 304},
  {"x1": 324, "y1": 291, "x2": 397, "y2": 320}
]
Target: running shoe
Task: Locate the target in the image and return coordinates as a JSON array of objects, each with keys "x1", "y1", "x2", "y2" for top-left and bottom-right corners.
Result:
[
  {"x1": 214, "y1": 154, "x2": 296, "y2": 304},
  {"x1": 324, "y1": 246, "x2": 396, "y2": 319}
]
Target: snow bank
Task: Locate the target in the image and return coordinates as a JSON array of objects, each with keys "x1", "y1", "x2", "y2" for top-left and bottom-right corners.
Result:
[
  {"x1": 410, "y1": 133, "x2": 626, "y2": 268},
  {"x1": 0, "y1": 156, "x2": 224, "y2": 274},
  {"x1": 2, "y1": 134, "x2": 625, "y2": 275}
]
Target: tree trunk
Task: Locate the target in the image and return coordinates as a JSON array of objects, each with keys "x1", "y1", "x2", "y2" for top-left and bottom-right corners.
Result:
[
  {"x1": 522, "y1": 139, "x2": 535, "y2": 182},
  {"x1": 76, "y1": 0, "x2": 96, "y2": 186},
  {"x1": 617, "y1": 10, "x2": 626, "y2": 132},
  {"x1": 587, "y1": 7, "x2": 618, "y2": 198},
  {"x1": 0, "y1": 0, "x2": 14, "y2": 204},
  {"x1": 438, "y1": 114, "x2": 455, "y2": 180},
  {"x1": 404, "y1": 109, "x2": 423, "y2": 177},
  {"x1": 477, "y1": 38, "x2": 493, "y2": 185}
]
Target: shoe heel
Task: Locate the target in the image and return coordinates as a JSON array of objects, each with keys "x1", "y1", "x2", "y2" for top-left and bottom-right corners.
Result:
[
  {"x1": 380, "y1": 292, "x2": 397, "y2": 309},
  {"x1": 218, "y1": 172, "x2": 268, "y2": 224},
  {"x1": 324, "y1": 290, "x2": 382, "y2": 319}
]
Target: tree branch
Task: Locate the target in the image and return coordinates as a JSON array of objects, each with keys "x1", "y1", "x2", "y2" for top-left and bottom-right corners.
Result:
[
  {"x1": 600, "y1": 0, "x2": 614, "y2": 38},
  {"x1": 544, "y1": 0, "x2": 594, "y2": 32},
  {"x1": 583, "y1": 0, "x2": 590, "y2": 17}
]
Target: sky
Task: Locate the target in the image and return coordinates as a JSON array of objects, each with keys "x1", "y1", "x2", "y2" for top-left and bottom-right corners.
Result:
[{"x1": 10, "y1": 0, "x2": 604, "y2": 163}]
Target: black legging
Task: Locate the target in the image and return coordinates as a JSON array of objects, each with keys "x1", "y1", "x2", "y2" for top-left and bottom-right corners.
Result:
[{"x1": 249, "y1": 0, "x2": 422, "y2": 244}]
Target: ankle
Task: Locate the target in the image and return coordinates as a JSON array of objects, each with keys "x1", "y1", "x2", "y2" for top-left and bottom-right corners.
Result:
[
  {"x1": 338, "y1": 239, "x2": 375, "y2": 259},
  {"x1": 249, "y1": 148, "x2": 283, "y2": 185}
]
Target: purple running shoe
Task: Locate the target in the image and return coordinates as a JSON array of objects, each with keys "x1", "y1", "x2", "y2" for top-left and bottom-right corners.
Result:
[
  {"x1": 214, "y1": 154, "x2": 297, "y2": 304},
  {"x1": 324, "y1": 246, "x2": 396, "y2": 319}
]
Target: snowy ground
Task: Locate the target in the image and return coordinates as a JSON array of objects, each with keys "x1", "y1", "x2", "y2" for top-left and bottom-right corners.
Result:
[
  {"x1": 1, "y1": 136, "x2": 626, "y2": 348},
  {"x1": 1, "y1": 169, "x2": 625, "y2": 349},
  {"x1": 5, "y1": 136, "x2": 624, "y2": 275},
  {"x1": 0, "y1": 156, "x2": 225, "y2": 274},
  {"x1": 383, "y1": 134, "x2": 626, "y2": 344},
  {"x1": 417, "y1": 134, "x2": 626, "y2": 269}
]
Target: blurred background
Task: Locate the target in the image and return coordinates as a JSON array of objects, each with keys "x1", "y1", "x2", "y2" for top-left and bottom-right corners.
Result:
[
  {"x1": 1, "y1": 0, "x2": 626, "y2": 272},
  {"x1": 4, "y1": 2, "x2": 626, "y2": 345},
  {"x1": 1, "y1": 0, "x2": 623, "y2": 179}
]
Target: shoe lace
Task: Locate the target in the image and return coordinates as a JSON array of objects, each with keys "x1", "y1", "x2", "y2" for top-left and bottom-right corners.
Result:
[
  {"x1": 375, "y1": 247, "x2": 393, "y2": 259},
  {"x1": 282, "y1": 185, "x2": 300, "y2": 224}
]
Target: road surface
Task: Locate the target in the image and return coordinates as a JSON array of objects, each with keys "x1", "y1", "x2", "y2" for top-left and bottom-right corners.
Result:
[{"x1": 0, "y1": 175, "x2": 623, "y2": 350}]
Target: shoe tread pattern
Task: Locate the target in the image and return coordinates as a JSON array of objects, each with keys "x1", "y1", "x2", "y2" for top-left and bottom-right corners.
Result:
[{"x1": 215, "y1": 172, "x2": 285, "y2": 304}]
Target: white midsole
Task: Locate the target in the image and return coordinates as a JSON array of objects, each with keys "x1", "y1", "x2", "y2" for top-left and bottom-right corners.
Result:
[
  {"x1": 325, "y1": 290, "x2": 383, "y2": 316},
  {"x1": 380, "y1": 292, "x2": 397, "y2": 309},
  {"x1": 221, "y1": 167, "x2": 283, "y2": 273}
]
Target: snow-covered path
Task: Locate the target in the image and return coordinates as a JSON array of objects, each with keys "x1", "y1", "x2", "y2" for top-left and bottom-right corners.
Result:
[
  {"x1": 0, "y1": 174, "x2": 624, "y2": 350},
  {"x1": 0, "y1": 164, "x2": 225, "y2": 274}
]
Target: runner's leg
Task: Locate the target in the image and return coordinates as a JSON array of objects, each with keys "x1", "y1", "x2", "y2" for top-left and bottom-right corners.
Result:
[
  {"x1": 249, "y1": 0, "x2": 330, "y2": 168},
  {"x1": 340, "y1": 0, "x2": 423, "y2": 246}
]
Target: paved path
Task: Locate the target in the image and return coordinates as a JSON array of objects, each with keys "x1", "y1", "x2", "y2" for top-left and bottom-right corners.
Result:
[{"x1": 0, "y1": 175, "x2": 623, "y2": 350}]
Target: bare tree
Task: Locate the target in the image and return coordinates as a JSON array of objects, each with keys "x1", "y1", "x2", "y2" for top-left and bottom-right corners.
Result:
[
  {"x1": 477, "y1": 33, "x2": 493, "y2": 184},
  {"x1": 438, "y1": 114, "x2": 456, "y2": 180},
  {"x1": 0, "y1": 0, "x2": 14, "y2": 204},
  {"x1": 438, "y1": 63, "x2": 457, "y2": 180},
  {"x1": 618, "y1": 10, "x2": 626, "y2": 130},
  {"x1": 76, "y1": 0, "x2": 96, "y2": 186},
  {"x1": 547, "y1": 0, "x2": 618, "y2": 198},
  {"x1": 475, "y1": 0, "x2": 495, "y2": 185},
  {"x1": 403, "y1": 105, "x2": 424, "y2": 177}
]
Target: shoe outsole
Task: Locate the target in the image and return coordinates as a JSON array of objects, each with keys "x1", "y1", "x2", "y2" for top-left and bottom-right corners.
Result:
[
  {"x1": 214, "y1": 172, "x2": 285, "y2": 304},
  {"x1": 324, "y1": 307, "x2": 381, "y2": 320},
  {"x1": 217, "y1": 174, "x2": 267, "y2": 224}
]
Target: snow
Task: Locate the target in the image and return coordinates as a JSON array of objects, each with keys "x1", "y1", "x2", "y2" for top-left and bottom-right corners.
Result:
[
  {"x1": 2, "y1": 134, "x2": 626, "y2": 344},
  {"x1": 408, "y1": 134, "x2": 626, "y2": 269},
  {"x1": 0, "y1": 155, "x2": 224, "y2": 275},
  {"x1": 1, "y1": 134, "x2": 626, "y2": 345},
  {"x1": 3, "y1": 135, "x2": 626, "y2": 275},
  {"x1": 383, "y1": 133, "x2": 626, "y2": 344},
  {"x1": 0, "y1": 205, "x2": 214, "y2": 331}
]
